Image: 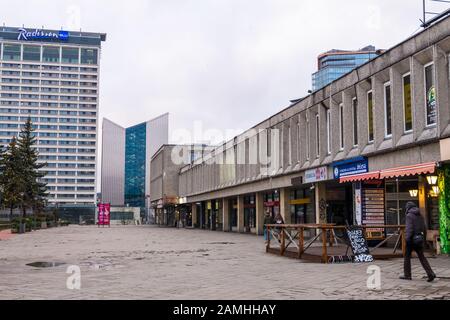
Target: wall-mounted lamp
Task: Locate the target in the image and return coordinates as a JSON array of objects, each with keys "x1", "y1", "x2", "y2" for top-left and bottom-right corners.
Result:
[
  {"x1": 409, "y1": 189, "x2": 419, "y2": 198},
  {"x1": 432, "y1": 186, "x2": 440, "y2": 196},
  {"x1": 427, "y1": 175, "x2": 438, "y2": 185}
]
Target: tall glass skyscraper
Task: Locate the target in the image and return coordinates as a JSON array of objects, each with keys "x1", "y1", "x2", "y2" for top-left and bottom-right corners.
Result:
[
  {"x1": 0, "y1": 26, "x2": 106, "y2": 205},
  {"x1": 101, "y1": 114, "x2": 169, "y2": 216},
  {"x1": 125, "y1": 123, "x2": 147, "y2": 208},
  {"x1": 312, "y1": 45, "x2": 381, "y2": 91}
]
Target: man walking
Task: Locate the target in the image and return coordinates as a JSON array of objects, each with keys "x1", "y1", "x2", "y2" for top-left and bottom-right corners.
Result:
[{"x1": 400, "y1": 201, "x2": 436, "y2": 282}]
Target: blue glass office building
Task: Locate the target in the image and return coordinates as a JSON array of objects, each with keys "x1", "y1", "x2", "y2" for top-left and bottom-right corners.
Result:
[
  {"x1": 312, "y1": 45, "x2": 380, "y2": 91},
  {"x1": 124, "y1": 123, "x2": 147, "y2": 208}
]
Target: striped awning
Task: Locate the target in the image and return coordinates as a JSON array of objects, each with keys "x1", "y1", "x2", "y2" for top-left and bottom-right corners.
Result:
[
  {"x1": 379, "y1": 162, "x2": 436, "y2": 179},
  {"x1": 340, "y1": 171, "x2": 380, "y2": 183}
]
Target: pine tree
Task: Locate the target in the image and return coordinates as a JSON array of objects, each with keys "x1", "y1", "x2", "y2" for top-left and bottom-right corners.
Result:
[
  {"x1": 16, "y1": 117, "x2": 48, "y2": 217},
  {"x1": 0, "y1": 137, "x2": 24, "y2": 221}
]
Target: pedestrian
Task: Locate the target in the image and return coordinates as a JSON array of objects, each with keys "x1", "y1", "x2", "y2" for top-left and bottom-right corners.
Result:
[
  {"x1": 400, "y1": 201, "x2": 436, "y2": 282},
  {"x1": 263, "y1": 212, "x2": 274, "y2": 242}
]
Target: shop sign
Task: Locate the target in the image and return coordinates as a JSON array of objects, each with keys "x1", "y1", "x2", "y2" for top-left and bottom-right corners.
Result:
[
  {"x1": 346, "y1": 226, "x2": 373, "y2": 263},
  {"x1": 97, "y1": 203, "x2": 110, "y2": 227},
  {"x1": 264, "y1": 201, "x2": 279, "y2": 207},
  {"x1": 333, "y1": 157, "x2": 368, "y2": 179},
  {"x1": 289, "y1": 198, "x2": 311, "y2": 205},
  {"x1": 305, "y1": 166, "x2": 328, "y2": 183},
  {"x1": 18, "y1": 28, "x2": 69, "y2": 41}
]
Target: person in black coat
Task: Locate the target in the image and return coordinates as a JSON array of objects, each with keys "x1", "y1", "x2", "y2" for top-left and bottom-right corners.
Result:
[{"x1": 400, "y1": 201, "x2": 436, "y2": 282}]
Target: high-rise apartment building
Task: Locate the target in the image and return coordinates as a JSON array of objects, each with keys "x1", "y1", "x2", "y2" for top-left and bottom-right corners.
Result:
[
  {"x1": 312, "y1": 45, "x2": 380, "y2": 91},
  {"x1": 0, "y1": 26, "x2": 106, "y2": 205}
]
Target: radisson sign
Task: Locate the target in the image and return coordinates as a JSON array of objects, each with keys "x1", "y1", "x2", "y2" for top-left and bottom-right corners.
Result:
[{"x1": 17, "y1": 28, "x2": 69, "y2": 41}]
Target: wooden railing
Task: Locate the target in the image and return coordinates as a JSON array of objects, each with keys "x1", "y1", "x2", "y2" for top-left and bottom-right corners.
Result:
[{"x1": 265, "y1": 224, "x2": 406, "y2": 263}]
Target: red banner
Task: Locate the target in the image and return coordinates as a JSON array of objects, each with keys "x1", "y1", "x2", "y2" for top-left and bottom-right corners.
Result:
[{"x1": 98, "y1": 203, "x2": 111, "y2": 227}]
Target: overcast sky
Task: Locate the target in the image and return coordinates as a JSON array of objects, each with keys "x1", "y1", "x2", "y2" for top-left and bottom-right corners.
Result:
[{"x1": 2, "y1": 0, "x2": 448, "y2": 146}]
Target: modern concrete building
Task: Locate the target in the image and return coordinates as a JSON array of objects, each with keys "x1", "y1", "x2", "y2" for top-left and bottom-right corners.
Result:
[
  {"x1": 312, "y1": 45, "x2": 380, "y2": 91},
  {"x1": 101, "y1": 113, "x2": 169, "y2": 216},
  {"x1": 174, "y1": 15, "x2": 450, "y2": 252},
  {"x1": 0, "y1": 26, "x2": 106, "y2": 205},
  {"x1": 150, "y1": 144, "x2": 216, "y2": 226}
]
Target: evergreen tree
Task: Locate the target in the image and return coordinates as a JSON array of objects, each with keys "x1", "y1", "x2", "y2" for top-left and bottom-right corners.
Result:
[
  {"x1": 0, "y1": 137, "x2": 24, "y2": 221},
  {"x1": 16, "y1": 117, "x2": 48, "y2": 217}
]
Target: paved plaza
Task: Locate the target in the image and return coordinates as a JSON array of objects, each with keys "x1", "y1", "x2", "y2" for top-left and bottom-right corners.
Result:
[{"x1": 0, "y1": 225, "x2": 449, "y2": 300}]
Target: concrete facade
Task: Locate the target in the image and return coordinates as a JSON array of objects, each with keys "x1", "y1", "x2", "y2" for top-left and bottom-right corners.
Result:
[{"x1": 174, "y1": 16, "x2": 450, "y2": 238}]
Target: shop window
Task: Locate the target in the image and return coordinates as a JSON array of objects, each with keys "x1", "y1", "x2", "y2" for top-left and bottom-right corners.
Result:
[{"x1": 385, "y1": 179, "x2": 419, "y2": 227}]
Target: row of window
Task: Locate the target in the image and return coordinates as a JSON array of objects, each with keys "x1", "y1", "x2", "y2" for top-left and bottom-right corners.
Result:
[
  {"x1": 1, "y1": 78, "x2": 97, "y2": 87},
  {"x1": 1, "y1": 102, "x2": 97, "y2": 109},
  {"x1": 46, "y1": 194, "x2": 95, "y2": 199},
  {"x1": 38, "y1": 148, "x2": 95, "y2": 153},
  {"x1": 0, "y1": 44, "x2": 98, "y2": 65},
  {"x1": 39, "y1": 155, "x2": 95, "y2": 161},
  {"x1": 42, "y1": 171, "x2": 95, "y2": 176},
  {"x1": 43, "y1": 163, "x2": 95, "y2": 168},
  {"x1": 1, "y1": 71, "x2": 98, "y2": 80},
  {"x1": 38, "y1": 140, "x2": 96, "y2": 146},
  {"x1": 1, "y1": 63, "x2": 97, "y2": 73},
  {"x1": 1, "y1": 86, "x2": 97, "y2": 94},
  {"x1": 0, "y1": 109, "x2": 96, "y2": 116},
  {"x1": 0, "y1": 116, "x2": 96, "y2": 123},
  {"x1": 0, "y1": 124, "x2": 95, "y2": 130},
  {"x1": 41, "y1": 178, "x2": 95, "y2": 183},
  {"x1": 46, "y1": 186, "x2": 95, "y2": 191},
  {"x1": 309, "y1": 65, "x2": 433, "y2": 160},
  {"x1": 1, "y1": 94, "x2": 97, "y2": 101}
]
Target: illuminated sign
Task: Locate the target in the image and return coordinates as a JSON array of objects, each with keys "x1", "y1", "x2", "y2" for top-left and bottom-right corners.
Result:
[{"x1": 17, "y1": 28, "x2": 69, "y2": 41}]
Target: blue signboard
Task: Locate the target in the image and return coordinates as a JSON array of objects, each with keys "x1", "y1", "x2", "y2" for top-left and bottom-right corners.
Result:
[
  {"x1": 333, "y1": 157, "x2": 369, "y2": 179},
  {"x1": 18, "y1": 28, "x2": 69, "y2": 41}
]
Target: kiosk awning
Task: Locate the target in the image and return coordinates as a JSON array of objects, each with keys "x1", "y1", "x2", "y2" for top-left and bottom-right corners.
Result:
[
  {"x1": 339, "y1": 171, "x2": 380, "y2": 183},
  {"x1": 379, "y1": 162, "x2": 436, "y2": 179}
]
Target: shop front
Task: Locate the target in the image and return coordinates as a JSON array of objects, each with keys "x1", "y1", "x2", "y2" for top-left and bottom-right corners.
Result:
[
  {"x1": 243, "y1": 194, "x2": 256, "y2": 233},
  {"x1": 263, "y1": 190, "x2": 280, "y2": 220},
  {"x1": 340, "y1": 161, "x2": 440, "y2": 244}
]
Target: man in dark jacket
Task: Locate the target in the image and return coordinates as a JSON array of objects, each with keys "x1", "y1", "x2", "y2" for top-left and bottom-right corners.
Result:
[{"x1": 400, "y1": 201, "x2": 436, "y2": 282}]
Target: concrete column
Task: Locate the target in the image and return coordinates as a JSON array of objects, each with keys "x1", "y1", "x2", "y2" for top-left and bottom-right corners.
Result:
[
  {"x1": 237, "y1": 195, "x2": 244, "y2": 233},
  {"x1": 418, "y1": 176, "x2": 429, "y2": 230},
  {"x1": 280, "y1": 188, "x2": 291, "y2": 224},
  {"x1": 255, "y1": 192, "x2": 265, "y2": 235},
  {"x1": 315, "y1": 183, "x2": 327, "y2": 224},
  {"x1": 222, "y1": 198, "x2": 230, "y2": 232},
  {"x1": 191, "y1": 203, "x2": 197, "y2": 228}
]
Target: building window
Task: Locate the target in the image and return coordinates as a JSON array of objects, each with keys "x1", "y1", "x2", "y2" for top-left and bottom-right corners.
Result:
[
  {"x1": 339, "y1": 104, "x2": 344, "y2": 150},
  {"x1": 352, "y1": 98, "x2": 358, "y2": 146},
  {"x1": 297, "y1": 121, "x2": 301, "y2": 163},
  {"x1": 306, "y1": 115, "x2": 310, "y2": 161},
  {"x1": 424, "y1": 63, "x2": 436, "y2": 126},
  {"x1": 23, "y1": 45, "x2": 41, "y2": 62},
  {"x1": 315, "y1": 113, "x2": 320, "y2": 158},
  {"x1": 3, "y1": 44, "x2": 21, "y2": 61},
  {"x1": 367, "y1": 91, "x2": 374, "y2": 143},
  {"x1": 402, "y1": 73, "x2": 413, "y2": 132},
  {"x1": 62, "y1": 47, "x2": 79, "y2": 64},
  {"x1": 288, "y1": 125, "x2": 292, "y2": 165},
  {"x1": 43, "y1": 46, "x2": 60, "y2": 63},
  {"x1": 326, "y1": 109, "x2": 331, "y2": 154},
  {"x1": 81, "y1": 48, "x2": 98, "y2": 65},
  {"x1": 384, "y1": 82, "x2": 392, "y2": 137}
]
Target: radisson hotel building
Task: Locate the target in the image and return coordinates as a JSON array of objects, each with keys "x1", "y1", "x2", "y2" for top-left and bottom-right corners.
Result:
[{"x1": 0, "y1": 26, "x2": 106, "y2": 207}]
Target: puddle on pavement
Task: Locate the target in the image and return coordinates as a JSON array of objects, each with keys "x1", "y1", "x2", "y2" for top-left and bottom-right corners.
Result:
[{"x1": 26, "y1": 262, "x2": 66, "y2": 268}]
